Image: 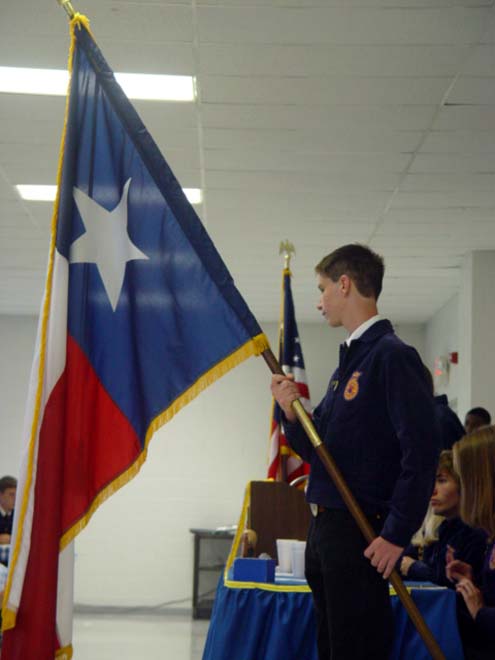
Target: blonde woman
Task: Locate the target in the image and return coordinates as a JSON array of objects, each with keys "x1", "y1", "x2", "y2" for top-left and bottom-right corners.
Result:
[
  {"x1": 400, "y1": 451, "x2": 486, "y2": 586},
  {"x1": 446, "y1": 427, "x2": 495, "y2": 659}
]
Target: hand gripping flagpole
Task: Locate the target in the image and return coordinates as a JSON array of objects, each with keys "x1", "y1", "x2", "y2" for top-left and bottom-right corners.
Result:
[{"x1": 262, "y1": 347, "x2": 446, "y2": 660}]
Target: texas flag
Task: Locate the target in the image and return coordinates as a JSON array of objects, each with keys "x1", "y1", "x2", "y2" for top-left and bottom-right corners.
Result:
[{"x1": 2, "y1": 15, "x2": 268, "y2": 660}]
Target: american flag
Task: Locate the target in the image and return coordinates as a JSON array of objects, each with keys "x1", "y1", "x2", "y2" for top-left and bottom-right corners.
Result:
[{"x1": 267, "y1": 267, "x2": 311, "y2": 483}]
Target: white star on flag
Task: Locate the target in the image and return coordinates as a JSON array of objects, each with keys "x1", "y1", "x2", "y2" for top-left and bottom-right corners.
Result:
[{"x1": 70, "y1": 178, "x2": 149, "y2": 311}]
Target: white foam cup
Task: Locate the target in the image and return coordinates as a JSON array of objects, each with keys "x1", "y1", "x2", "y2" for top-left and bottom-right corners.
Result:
[
  {"x1": 291, "y1": 541, "x2": 306, "y2": 578},
  {"x1": 276, "y1": 539, "x2": 294, "y2": 573}
]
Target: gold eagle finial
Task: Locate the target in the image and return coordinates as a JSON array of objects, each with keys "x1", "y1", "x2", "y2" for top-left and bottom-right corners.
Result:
[{"x1": 279, "y1": 240, "x2": 295, "y2": 270}]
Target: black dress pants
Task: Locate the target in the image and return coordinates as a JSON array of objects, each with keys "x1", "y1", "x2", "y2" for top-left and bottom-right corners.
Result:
[{"x1": 305, "y1": 508, "x2": 394, "y2": 660}]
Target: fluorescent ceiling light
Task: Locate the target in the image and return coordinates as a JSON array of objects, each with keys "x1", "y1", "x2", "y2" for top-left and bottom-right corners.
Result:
[
  {"x1": 183, "y1": 188, "x2": 202, "y2": 205},
  {"x1": 115, "y1": 72, "x2": 194, "y2": 101},
  {"x1": 0, "y1": 68, "x2": 68, "y2": 96},
  {"x1": 0, "y1": 67, "x2": 195, "y2": 101},
  {"x1": 16, "y1": 185, "x2": 202, "y2": 205},
  {"x1": 16, "y1": 185, "x2": 58, "y2": 202}
]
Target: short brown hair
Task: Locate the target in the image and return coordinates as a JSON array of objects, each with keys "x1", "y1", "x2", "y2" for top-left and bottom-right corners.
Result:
[
  {"x1": 0, "y1": 476, "x2": 17, "y2": 493},
  {"x1": 315, "y1": 244, "x2": 385, "y2": 300},
  {"x1": 437, "y1": 450, "x2": 460, "y2": 487},
  {"x1": 453, "y1": 426, "x2": 495, "y2": 538}
]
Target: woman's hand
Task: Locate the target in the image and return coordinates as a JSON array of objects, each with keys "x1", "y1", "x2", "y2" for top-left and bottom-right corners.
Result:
[
  {"x1": 456, "y1": 578, "x2": 484, "y2": 620},
  {"x1": 400, "y1": 556, "x2": 415, "y2": 577},
  {"x1": 446, "y1": 555, "x2": 473, "y2": 583}
]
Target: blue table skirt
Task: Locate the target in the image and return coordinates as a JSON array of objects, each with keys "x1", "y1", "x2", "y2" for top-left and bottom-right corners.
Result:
[{"x1": 203, "y1": 580, "x2": 464, "y2": 660}]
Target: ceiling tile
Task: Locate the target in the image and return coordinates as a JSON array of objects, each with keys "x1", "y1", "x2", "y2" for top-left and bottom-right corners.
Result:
[
  {"x1": 201, "y1": 75, "x2": 452, "y2": 105},
  {"x1": 410, "y1": 153, "x2": 495, "y2": 173},
  {"x1": 198, "y1": 43, "x2": 469, "y2": 77},
  {"x1": 203, "y1": 149, "x2": 411, "y2": 173},
  {"x1": 401, "y1": 173, "x2": 495, "y2": 191},
  {"x1": 202, "y1": 126, "x2": 422, "y2": 152},
  {"x1": 3, "y1": 0, "x2": 495, "y2": 322},
  {"x1": 201, "y1": 103, "x2": 437, "y2": 131},
  {"x1": 197, "y1": 6, "x2": 486, "y2": 46},
  {"x1": 433, "y1": 105, "x2": 495, "y2": 130}
]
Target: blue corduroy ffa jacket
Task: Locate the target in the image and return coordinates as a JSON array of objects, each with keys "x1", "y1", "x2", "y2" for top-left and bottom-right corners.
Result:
[
  {"x1": 285, "y1": 319, "x2": 439, "y2": 547},
  {"x1": 403, "y1": 517, "x2": 487, "y2": 586}
]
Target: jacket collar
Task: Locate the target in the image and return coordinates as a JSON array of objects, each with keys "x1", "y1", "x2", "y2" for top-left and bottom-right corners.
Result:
[
  {"x1": 350, "y1": 318, "x2": 394, "y2": 345},
  {"x1": 339, "y1": 319, "x2": 393, "y2": 366},
  {"x1": 346, "y1": 314, "x2": 382, "y2": 345},
  {"x1": 439, "y1": 517, "x2": 463, "y2": 537}
]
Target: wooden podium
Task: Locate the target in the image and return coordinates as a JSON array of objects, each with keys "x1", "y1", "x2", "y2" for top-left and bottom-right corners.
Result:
[{"x1": 247, "y1": 480, "x2": 311, "y2": 561}]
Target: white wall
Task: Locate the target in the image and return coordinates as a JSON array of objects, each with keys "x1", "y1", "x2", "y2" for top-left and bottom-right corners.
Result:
[
  {"x1": 458, "y1": 251, "x2": 495, "y2": 419},
  {"x1": 0, "y1": 315, "x2": 38, "y2": 475},
  {"x1": 427, "y1": 253, "x2": 495, "y2": 420},
  {"x1": 395, "y1": 322, "x2": 426, "y2": 363},
  {"x1": 425, "y1": 294, "x2": 461, "y2": 411},
  {"x1": 0, "y1": 314, "x2": 426, "y2": 608}
]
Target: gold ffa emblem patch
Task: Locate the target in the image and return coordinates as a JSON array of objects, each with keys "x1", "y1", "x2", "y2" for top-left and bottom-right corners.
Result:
[{"x1": 343, "y1": 371, "x2": 362, "y2": 401}]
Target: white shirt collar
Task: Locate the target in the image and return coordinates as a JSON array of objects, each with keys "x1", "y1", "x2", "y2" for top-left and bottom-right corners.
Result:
[
  {"x1": 345, "y1": 314, "x2": 382, "y2": 346},
  {"x1": 0, "y1": 505, "x2": 10, "y2": 517}
]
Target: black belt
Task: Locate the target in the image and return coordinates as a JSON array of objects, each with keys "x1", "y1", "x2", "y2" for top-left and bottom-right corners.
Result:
[{"x1": 310, "y1": 504, "x2": 383, "y2": 521}]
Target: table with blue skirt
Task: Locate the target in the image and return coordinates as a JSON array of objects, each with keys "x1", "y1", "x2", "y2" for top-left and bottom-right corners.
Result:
[{"x1": 203, "y1": 575, "x2": 464, "y2": 660}]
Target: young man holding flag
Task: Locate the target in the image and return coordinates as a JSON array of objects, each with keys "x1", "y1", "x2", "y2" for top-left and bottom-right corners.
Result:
[{"x1": 271, "y1": 244, "x2": 439, "y2": 660}]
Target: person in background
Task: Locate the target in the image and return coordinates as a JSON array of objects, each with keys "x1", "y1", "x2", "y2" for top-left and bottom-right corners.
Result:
[
  {"x1": 446, "y1": 427, "x2": 495, "y2": 660},
  {"x1": 464, "y1": 408, "x2": 491, "y2": 435},
  {"x1": 271, "y1": 243, "x2": 438, "y2": 660},
  {"x1": 0, "y1": 476, "x2": 17, "y2": 545},
  {"x1": 400, "y1": 450, "x2": 486, "y2": 586},
  {"x1": 435, "y1": 395, "x2": 465, "y2": 449},
  {"x1": 423, "y1": 367, "x2": 464, "y2": 450},
  {"x1": 0, "y1": 560, "x2": 7, "y2": 648},
  {"x1": 0, "y1": 475, "x2": 17, "y2": 569},
  {"x1": 401, "y1": 505, "x2": 443, "y2": 571}
]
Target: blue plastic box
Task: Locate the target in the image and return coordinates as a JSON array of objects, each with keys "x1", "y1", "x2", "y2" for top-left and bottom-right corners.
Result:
[{"x1": 232, "y1": 557, "x2": 276, "y2": 583}]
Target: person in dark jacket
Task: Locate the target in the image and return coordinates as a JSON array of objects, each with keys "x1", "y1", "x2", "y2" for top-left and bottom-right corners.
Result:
[
  {"x1": 400, "y1": 450, "x2": 486, "y2": 586},
  {"x1": 271, "y1": 243, "x2": 439, "y2": 660},
  {"x1": 435, "y1": 395, "x2": 465, "y2": 449},
  {"x1": 0, "y1": 476, "x2": 17, "y2": 544},
  {"x1": 423, "y1": 367, "x2": 464, "y2": 450},
  {"x1": 447, "y1": 427, "x2": 495, "y2": 660}
]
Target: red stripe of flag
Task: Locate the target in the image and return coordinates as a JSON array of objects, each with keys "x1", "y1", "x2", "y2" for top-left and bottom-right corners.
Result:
[
  {"x1": 2, "y1": 336, "x2": 141, "y2": 659},
  {"x1": 61, "y1": 336, "x2": 142, "y2": 533}
]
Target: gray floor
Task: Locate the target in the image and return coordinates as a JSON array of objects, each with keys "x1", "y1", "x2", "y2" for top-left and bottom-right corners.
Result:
[{"x1": 72, "y1": 612, "x2": 210, "y2": 660}]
